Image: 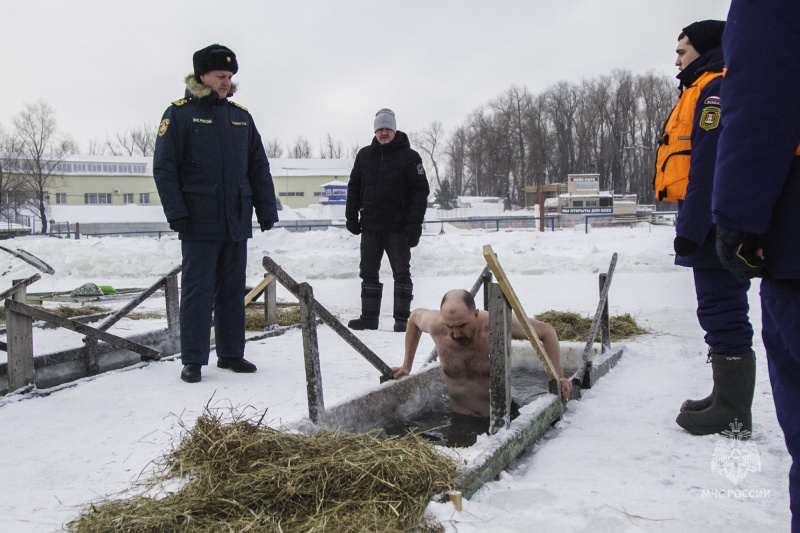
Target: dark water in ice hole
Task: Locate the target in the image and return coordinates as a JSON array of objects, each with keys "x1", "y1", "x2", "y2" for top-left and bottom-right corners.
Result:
[{"x1": 380, "y1": 367, "x2": 554, "y2": 448}]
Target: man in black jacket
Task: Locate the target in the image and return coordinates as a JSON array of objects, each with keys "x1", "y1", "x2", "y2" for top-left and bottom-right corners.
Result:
[
  {"x1": 345, "y1": 109, "x2": 430, "y2": 332},
  {"x1": 153, "y1": 44, "x2": 278, "y2": 383}
]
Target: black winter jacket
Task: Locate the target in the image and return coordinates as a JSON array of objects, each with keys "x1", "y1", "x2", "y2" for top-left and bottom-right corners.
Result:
[
  {"x1": 345, "y1": 131, "x2": 430, "y2": 232},
  {"x1": 153, "y1": 75, "x2": 278, "y2": 242}
]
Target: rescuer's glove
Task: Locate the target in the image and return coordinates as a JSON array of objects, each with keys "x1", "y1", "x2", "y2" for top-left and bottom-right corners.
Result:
[
  {"x1": 716, "y1": 225, "x2": 763, "y2": 279},
  {"x1": 673, "y1": 236, "x2": 698, "y2": 256}
]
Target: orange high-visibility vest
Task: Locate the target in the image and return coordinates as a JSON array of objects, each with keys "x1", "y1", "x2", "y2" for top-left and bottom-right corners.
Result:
[{"x1": 654, "y1": 70, "x2": 724, "y2": 203}]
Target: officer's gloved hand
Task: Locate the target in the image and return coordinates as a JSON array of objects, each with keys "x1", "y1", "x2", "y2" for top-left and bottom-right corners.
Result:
[
  {"x1": 169, "y1": 217, "x2": 190, "y2": 233},
  {"x1": 673, "y1": 236, "x2": 698, "y2": 256},
  {"x1": 406, "y1": 224, "x2": 422, "y2": 248},
  {"x1": 346, "y1": 220, "x2": 361, "y2": 235},
  {"x1": 716, "y1": 225, "x2": 764, "y2": 278},
  {"x1": 260, "y1": 221, "x2": 274, "y2": 232}
]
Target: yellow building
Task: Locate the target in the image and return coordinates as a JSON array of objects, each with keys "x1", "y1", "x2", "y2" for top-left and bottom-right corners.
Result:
[{"x1": 42, "y1": 155, "x2": 354, "y2": 209}]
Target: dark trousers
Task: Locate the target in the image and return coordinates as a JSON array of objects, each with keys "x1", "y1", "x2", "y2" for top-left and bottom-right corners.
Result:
[
  {"x1": 761, "y1": 279, "x2": 800, "y2": 531},
  {"x1": 359, "y1": 230, "x2": 411, "y2": 285},
  {"x1": 180, "y1": 240, "x2": 247, "y2": 365},
  {"x1": 693, "y1": 267, "x2": 753, "y2": 355}
]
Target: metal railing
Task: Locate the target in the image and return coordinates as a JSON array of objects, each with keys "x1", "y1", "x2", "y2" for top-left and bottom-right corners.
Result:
[{"x1": 583, "y1": 211, "x2": 677, "y2": 233}]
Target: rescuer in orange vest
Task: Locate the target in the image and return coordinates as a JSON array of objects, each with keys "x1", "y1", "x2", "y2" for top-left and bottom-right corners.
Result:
[{"x1": 655, "y1": 21, "x2": 756, "y2": 437}]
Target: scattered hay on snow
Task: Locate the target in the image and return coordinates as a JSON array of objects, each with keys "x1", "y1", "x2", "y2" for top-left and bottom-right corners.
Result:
[
  {"x1": 535, "y1": 310, "x2": 648, "y2": 342},
  {"x1": 67, "y1": 406, "x2": 459, "y2": 533}
]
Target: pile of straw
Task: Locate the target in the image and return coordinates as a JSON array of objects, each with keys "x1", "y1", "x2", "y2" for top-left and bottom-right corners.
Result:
[
  {"x1": 67, "y1": 407, "x2": 458, "y2": 532},
  {"x1": 535, "y1": 310, "x2": 648, "y2": 342},
  {"x1": 244, "y1": 302, "x2": 301, "y2": 331}
]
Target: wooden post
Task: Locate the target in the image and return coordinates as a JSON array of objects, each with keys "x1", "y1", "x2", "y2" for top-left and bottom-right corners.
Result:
[
  {"x1": 83, "y1": 337, "x2": 100, "y2": 376},
  {"x1": 264, "y1": 275, "x2": 277, "y2": 329},
  {"x1": 6, "y1": 280, "x2": 34, "y2": 392},
  {"x1": 483, "y1": 245, "x2": 559, "y2": 380},
  {"x1": 488, "y1": 283, "x2": 512, "y2": 434},
  {"x1": 482, "y1": 269, "x2": 493, "y2": 311},
  {"x1": 599, "y1": 273, "x2": 611, "y2": 353},
  {"x1": 298, "y1": 282, "x2": 325, "y2": 423},
  {"x1": 263, "y1": 256, "x2": 394, "y2": 380},
  {"x1": 75, "y1": 222, "x2": 81, "y2": 240},
  {"x1": 164, "y1": 272, "x2": 180, "y2": 334}
]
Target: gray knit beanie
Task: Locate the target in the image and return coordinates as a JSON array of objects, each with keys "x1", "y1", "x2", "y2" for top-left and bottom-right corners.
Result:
[{"x1": 374, "y1": 108, "x2": 396, "y2": 132}]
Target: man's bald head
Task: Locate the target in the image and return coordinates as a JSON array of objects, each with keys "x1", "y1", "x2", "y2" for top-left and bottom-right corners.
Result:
[{"x1": 440, "y1": 289, "x2": 476, "y2": 314}]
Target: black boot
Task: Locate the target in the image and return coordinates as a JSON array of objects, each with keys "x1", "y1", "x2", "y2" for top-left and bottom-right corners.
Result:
[
  {"x1": 181, "y1": 364, "x2": 202, "y2": 383},
  {"x1": 676, "y1": 351, "x2": 756, "y2": 437},
  {"x1": 680, "y1": 351, "x2": 715, "y2": 413},
  {"x1": 348, "y1": 283, "x2": 382, "y2": 330},
  {"x1": 393, "y1": 283, "x2": 413, "y2": 332},
  {"x1": 680, "y1": 387, "x2": 715, "y2": 413}
]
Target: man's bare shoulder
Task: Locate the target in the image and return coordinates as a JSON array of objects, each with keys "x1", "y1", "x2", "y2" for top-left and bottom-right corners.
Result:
[{"x1": 410, "y1": 308, "x2": 446, "y2": 335}]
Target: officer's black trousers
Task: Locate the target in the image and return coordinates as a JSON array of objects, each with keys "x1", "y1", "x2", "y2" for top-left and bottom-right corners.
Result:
[{"x1": 180, "y1": 240, "x2": 247, "y2": 365}]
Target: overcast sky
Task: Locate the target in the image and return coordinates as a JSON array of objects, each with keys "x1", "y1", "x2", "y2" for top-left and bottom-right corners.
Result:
[{"x1": 3, "y1": 0, "x2": 731, "y2": 155}]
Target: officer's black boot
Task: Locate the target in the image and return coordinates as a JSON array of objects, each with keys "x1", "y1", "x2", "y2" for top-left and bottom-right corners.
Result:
[
  {"x1": 680, "y1": 350, "x2": 715, "y2": 413},
  {"x1": 676, "y1": 351, "x2": 756, "y2": 437},
  {"x1": 392, "y1": 283, "x2": 413, "y2": 332},
  {"x1": 348, "y1": 282, "x2": 382, "y2": 330}
]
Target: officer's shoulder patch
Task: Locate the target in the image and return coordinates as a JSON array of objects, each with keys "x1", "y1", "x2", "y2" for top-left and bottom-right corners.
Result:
[
  {"x1": 699, "y1": 106, "x2": 721, "y2": 131},
  {"x1": 172, "y1": 98, "x2": 189, "y2": 107},
  {"x1": 704, "y1": 96, "x2": 721, "y2": 105},
  {"x1": 417, "y1": 163, "x2": 425, "y2": 175},
  {"x1": 158, "y1": 119, "x2": 169, "y2": 137},
  {"x1": 230, "y1": 101, "x2": 248, "y2": 111}
]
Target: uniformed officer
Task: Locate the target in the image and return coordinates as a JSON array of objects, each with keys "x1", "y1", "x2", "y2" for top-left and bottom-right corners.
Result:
[
  {"x1": 654, "y1": 21, "x2": 756, "y2": 436},
  {"x1": 153, "y1": 44, "x2": 278, "y2": 383},
  {"x1": 712, "y1": 1, "x2": 800, "y2": 528}
]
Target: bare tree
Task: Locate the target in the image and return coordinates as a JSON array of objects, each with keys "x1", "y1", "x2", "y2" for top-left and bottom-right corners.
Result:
[
  {"x1": 264, "y1": 137, "x2": 284, "y2": 158},
  {"x1": 288, "y1": 136, "x2": 313, "y2": 158},
  {"x1": 410, "y1": 120, "x2": 445, "y2": 190},
  {"x1": 130, "y1": 123, "x2": 156, "y2": 156},
  {"x1": 8, "y1": 100, "x2": 74, "y2": 233},
  {"x1": 106, "y1": 123, "x2": 156, "y2": 157},
  {"x1": 349, "y1": 141, "x2": 361, "y2": 159},
  {"x1": 87, "y1": 138, "x2": 105, "y2": 155},
  {"x1": 319, "y1": 133, "x2": 343, "y2": 159},
  {"x1": 0, "y1": 124, "x2": 23, "y2": 215}
]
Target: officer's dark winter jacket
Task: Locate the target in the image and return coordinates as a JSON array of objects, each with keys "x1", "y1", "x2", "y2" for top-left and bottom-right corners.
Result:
[
  {"x1": 346, "y1": 131, "x2": 430, "y2": 232},
  {"x1": 153, "y1": 75, "x2": 278, "y2": 242},
  {"x1": 713, "y1": 1, "x2": 800, "y2": 279},
  {"x1": 674, "y1": 47, "x2": 725, "y2": 269}
]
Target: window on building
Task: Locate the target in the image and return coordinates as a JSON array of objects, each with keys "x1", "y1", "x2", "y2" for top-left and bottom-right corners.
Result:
[
  {"x1": 314, "y1": 191, "x2": 325, "y2": 197},
  {"x1": 573, "y1": 200, "x2": 584, "y2": 207},
  {"x1": 278, "y1": 192, "x2": 305, "y2": 197},
  {"x1": 123, "y1": 193, "x2": 134, "y2": 204},
  {"x1": 139, "y1": 193, "x2": 150, "y2": 204},
  {"x1": 85, "y1": 193, "x2": 112, "y2": 204},
  {"x1": 55, "y1": 193, "x2": 67, "y2": 204},
  {"x1": 586, "y1": 200, "x2": 598, "y2": 207}
]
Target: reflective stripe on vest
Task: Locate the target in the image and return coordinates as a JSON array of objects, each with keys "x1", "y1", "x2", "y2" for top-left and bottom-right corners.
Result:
[{"x1": 654, "y1": 70, "x2": 724, "y2": 203}]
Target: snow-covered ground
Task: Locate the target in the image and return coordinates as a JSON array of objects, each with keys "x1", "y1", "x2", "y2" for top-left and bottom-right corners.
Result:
[{"x1": 0, "y1": 222, "x2": 791, "y2": 532}]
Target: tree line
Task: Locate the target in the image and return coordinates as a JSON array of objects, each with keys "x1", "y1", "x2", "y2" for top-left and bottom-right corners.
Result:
[
  {"x1": 2, "y1": 69, "x2": 678, "y2": 233},
  {"x1": 410, "y1": 69, "x2": 678, "y2": 208}
]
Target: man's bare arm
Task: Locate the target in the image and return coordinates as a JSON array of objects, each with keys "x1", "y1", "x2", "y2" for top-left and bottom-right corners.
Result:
[{"x1": 392, "y1": 308, "x2": 438, "y2": 379}]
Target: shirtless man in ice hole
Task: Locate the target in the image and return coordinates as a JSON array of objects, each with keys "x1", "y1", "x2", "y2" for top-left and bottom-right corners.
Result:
[{"x1": 391, "y1": 289, "x2": 572, "y2": 417}]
